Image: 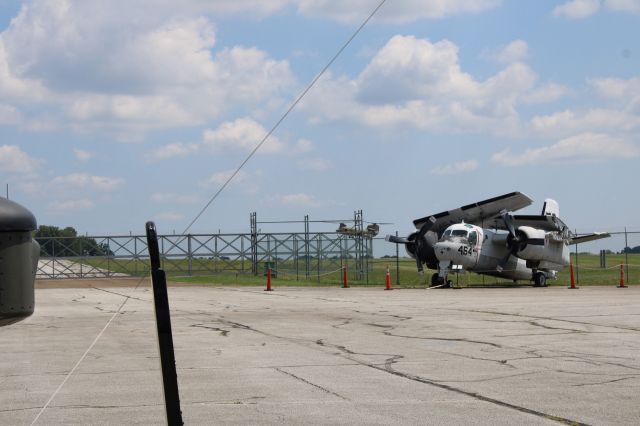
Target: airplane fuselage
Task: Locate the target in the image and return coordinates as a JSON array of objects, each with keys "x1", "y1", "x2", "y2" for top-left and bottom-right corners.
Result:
[{"x1": 431, "y1": 223, "x2": 569, "y2": 282}]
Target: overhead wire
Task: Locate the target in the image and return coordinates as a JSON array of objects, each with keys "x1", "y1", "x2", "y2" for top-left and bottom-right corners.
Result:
[
  {"x1": 31, "y1": 4, "x2": 389, "y2": 422},
  {"x1": 180, "y1": 0, "x2": 388, "y2": 236}
]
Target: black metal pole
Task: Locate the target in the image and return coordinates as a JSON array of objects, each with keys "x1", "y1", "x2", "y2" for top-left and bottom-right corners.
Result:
[
  {"x1": 395, "y1": 231, "x2": 400, "y2": 286},
  {"x1": 625, "y1": 227, "x2": 629, "y2": 284},
  {"x1": 146, "y1": 221, "x2": 184, "y2": 426},
  {"x1": 574, "y1": 229, "x2": 579, "y2": 286}
]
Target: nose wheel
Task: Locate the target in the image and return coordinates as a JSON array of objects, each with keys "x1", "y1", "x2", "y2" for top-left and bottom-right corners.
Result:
[{"x1": 431, "y1": 273, "x2": 454, "y2": 288}]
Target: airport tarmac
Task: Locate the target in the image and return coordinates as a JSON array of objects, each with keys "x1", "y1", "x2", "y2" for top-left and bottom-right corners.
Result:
[{"x1": 2, "y1": 281, "x2": 640, "y2": 425}]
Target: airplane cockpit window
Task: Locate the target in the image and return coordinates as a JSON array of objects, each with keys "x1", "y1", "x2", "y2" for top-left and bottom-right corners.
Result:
[
  {"x1": 441, "y1": 228, "x2": 469, "y2": 242},
  {"x1": 451, "y1": 230, "x2": 468, "y2": 237},
  {"x1": 468, "y1": 231, "x2": 477, "y2": 245}
]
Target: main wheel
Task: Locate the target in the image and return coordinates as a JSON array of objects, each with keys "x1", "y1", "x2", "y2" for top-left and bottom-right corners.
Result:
[{"x1": 534, "y1": 273, "x2": 547, "y2": 287}]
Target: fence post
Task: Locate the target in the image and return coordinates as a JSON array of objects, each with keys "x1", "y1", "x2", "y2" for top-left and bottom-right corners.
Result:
[
  {"x1": 187, "y1": 234, "x2": 192, "y2": 276},
  {"x1": 574, "y1": 231, "x2": 579, "y2": 286},
  {"x1": 624, "y1": 227, "x2": 629, "y2": 285},
  {"x1": 395, "y1": 231, "x2": 400, "y2": 286}
]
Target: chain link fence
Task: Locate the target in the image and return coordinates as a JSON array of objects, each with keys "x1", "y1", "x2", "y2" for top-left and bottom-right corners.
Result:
[{"x1": 35, "y1": 232, "x2": 374, "y2": 283}]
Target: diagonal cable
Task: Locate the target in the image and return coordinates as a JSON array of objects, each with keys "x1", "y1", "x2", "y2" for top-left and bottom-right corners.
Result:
[{"x1": 181, "y1": 0, "x2": 387, "y2": 235}]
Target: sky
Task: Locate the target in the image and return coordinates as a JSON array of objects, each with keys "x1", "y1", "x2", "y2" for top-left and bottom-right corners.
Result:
[{"x1": 0, "y1": 0, "x2": 638, "y2": 252}]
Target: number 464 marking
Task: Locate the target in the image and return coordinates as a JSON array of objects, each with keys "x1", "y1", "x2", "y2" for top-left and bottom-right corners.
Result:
[{"x1": 458, "y1": 246, "x2": 473, "y2": 256}]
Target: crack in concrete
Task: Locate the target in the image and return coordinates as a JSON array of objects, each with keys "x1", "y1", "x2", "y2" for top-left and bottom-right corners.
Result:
[
  {"x1": 445, "y1": 308, "x2": 640, "y2": 333},
  {"x1": 382, "y1": 330, "x2": 503, "y2": 349},
  {"x1": 275, "y1": 367, "x2": 349, "y2": 401},
  {"x1": 424, "y1": 348, "x2": 517, "y2": 369},
  {"x1": 331, "y1": 318, "x2": 352, "y2": 329},
  {"x1": 573, "y1": 377, "x2": 637, "y2": 387},
  {"x1": 188, "y1": 396, "x2": 266, "y2": 405},
  {"x1": 325, "y1": 342, "x2": 591, "y2": 426},
  {"x1": 440, "y1": 371, "x2": 539, "y2": 384},
  {"x1": 189, "y1": 323, "x2": 230, "y2": 336},
  {"x1": 176, "y1": 305, "x2": 591, "y2": 424}
]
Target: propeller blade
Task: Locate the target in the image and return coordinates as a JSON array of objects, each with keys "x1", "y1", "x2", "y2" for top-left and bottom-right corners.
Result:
[
  {"x1": 415, "y1": 255, "x2": 424, "y2": 274},
  {"x1": 413, "y1": 216, "x2": 436, "y2": 274},
  {"x1": 416, "y1": 216, "x2": 436, "y2": 238},
  {"x1": 501, "y1": 210, "x2": 517, "y2": 238},
  {"x1": 496, "y1": 244, "x2": 519, "y2": 272},
  {"x1": 385, "y1": 235, "x2": 409, "y2": 244}
]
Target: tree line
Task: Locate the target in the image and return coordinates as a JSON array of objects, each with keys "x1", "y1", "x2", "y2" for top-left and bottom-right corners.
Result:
[{"x1": 33, "y1": 225, "x2": 114, "y2": 257}]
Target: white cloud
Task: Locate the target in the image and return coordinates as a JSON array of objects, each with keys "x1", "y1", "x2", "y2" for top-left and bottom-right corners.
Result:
[
  {"x1": 0, "y1": 145, "x2": 42, "y2": 173},
  {"x1": 202, "y1": 169, "x2": 249, "y2": 187},
  {"x1": 0, "y1": 38, "x2": 47, "y2": 102},
  {"x1": 294, "y1": 138, "x2": 314, "y2": 153},
  {"x1": 50, "y1": 173, "x2": 125, "y2": 191},
  {"x1": 589, "y1": 77, "x2": 640, "y2": 106},
  {"x1": 73, "y1": 148, "x2": 94, "y2": 162},
  {"x1": 494, "y1": 40, "x2": 528, "y2": 64},
  {"x1": 605, "y1": 0, "x2": 640, "y2": 13},
  {"x1": 301, "y1": 35, "x2": 550, "y2": 136},
  {"x1": 150, "y1": 192, "x2": 200, "y2": 204},
  {"x1": 553, "y1": 0, "x2": 600, "y2": 19},
  {"x1": 523, "y1": 83, "x2": 570, "y2": 104},
  {"x1": 155, "y1": 211, "x2": 185, "y2": 221},
  {"x1": 430, "y1": 159, "x2": 478, "y2": 175},
  {"x1": 147, "y1": 142, "x2": 199, "y2": 162},
  {"x1": 276, "y1": 193, "x2": 323, "y2": 207},
  {"x1": 203, "y1": 118, "x2": 283, "y2": 153},
  {"x1": 491, "y1": 133, "x2": 639, "y2": 166},
  {"x1": 0, "y1": 2, "x2": 295, "y2": 137},
  {"x1": 297, "y1": 158, "x2": 333, "y2": 171},
  {"x1": 0, "y1": 104, "x2": 22, "y2": 125},
  {"x1": 47, "y1": 198, "x2": 94, "y2": 213},
  {"x1": 295, "y1": 0, "x2": 501, "y2": 24},
  {"x1": 531, "y1": 108, "x2": 640, "y2": 137}
]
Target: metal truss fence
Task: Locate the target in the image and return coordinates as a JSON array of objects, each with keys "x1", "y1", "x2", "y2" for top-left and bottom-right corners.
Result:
[{"x1": 35, "y1": 232, "x2": 374, "y2": 280}]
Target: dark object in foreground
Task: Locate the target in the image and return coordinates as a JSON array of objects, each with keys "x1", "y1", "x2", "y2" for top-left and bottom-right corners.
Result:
[
  {"x1": 0, "y1": 197, "x2": 40, "y2": 327},
  {"x1": 146, "y1": 221, "x2": 183, "y2": 426}
]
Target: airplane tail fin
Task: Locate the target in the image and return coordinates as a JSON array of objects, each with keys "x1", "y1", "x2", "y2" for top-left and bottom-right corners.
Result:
[{"x1": 542, "y1": 199, "x2": 560, "y2": 217}]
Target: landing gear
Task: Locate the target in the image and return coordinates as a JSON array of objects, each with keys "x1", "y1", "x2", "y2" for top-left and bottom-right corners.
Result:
[
  {"x1": 431, "y1": 273, "x2": 440, "y2": 286},
  {"x1": 430, "y1": 273, "x2": 453, "y2": 288},
  {"x1": 533, "y1": 272, "x2": 547, "y2": 287}
]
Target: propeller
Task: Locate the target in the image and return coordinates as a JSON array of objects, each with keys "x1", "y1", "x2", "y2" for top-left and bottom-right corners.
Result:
[
  {"x1": 413, "y1": 216, "x2": 436, "y2": 275},
  {"x1": 496, "y1": 211, "x2": 525, "y2": 272}
]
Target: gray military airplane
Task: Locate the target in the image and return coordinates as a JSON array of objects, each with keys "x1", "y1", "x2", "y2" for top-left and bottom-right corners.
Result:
[{"x1": 386, "y1": 192, "x2": 610, "y2": 287}]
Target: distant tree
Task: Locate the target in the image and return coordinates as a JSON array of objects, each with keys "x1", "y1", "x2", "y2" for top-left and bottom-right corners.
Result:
[
  {"x1": 622, "y1": 246, "x2": 640, "y2": 254},
  {"x1": 33, "y1": 225, "x2": 113, "y2": 257}
]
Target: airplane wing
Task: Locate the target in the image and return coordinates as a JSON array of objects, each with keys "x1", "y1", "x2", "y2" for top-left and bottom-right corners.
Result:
[
  {"x1": 569, "y1": 232, "x2": 611, "y2": 245},
  {"x1": 484, "y1": 214, "x2": 569, "y2": 232},
  {"x1": 412, "y1": 192, "x2": 533, "y2": 234}
]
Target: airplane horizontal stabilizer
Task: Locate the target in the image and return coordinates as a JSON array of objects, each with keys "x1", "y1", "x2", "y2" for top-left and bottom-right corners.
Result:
[{"x1": 569, "y1": 232, "x2": 611, "y2": 245}]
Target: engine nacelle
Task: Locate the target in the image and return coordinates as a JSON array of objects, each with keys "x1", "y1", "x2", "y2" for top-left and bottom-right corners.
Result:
[
  {"x1": 516, "y1": 226, "x2": 567, "y2": 265},
  {"x1": 405, "y1": 230, "x2": 438, "y2": 269}
]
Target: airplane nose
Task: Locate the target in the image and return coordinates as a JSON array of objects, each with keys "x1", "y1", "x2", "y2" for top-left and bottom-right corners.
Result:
[{"x1": 434, "y1": 241, "x2": 456, "y2": 261}]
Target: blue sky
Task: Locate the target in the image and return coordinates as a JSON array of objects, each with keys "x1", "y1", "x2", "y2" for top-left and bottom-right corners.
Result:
[{"x1": 0, "y1": 0, "x2": 638, "y2": 251}]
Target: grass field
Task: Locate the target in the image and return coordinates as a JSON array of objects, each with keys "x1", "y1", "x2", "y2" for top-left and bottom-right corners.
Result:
[{"x1": 69, "y1": 253, "x2": 639, "y2": 287}]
